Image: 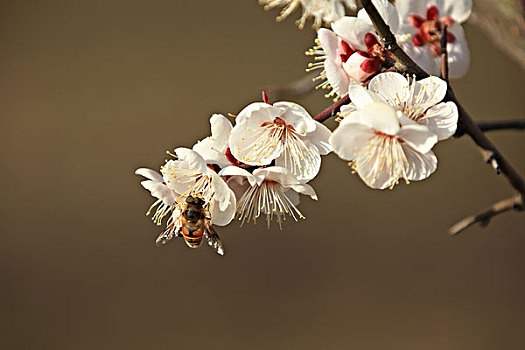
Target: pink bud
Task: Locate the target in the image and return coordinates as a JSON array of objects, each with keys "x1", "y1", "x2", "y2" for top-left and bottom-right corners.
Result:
[{"x1": 342, "y1": 51, "x2": 381, "y2": 82}]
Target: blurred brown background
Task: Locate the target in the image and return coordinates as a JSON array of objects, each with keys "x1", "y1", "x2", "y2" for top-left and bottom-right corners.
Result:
[{"x1": 1, "y1": 1, "x2": 524, "y2": 349}]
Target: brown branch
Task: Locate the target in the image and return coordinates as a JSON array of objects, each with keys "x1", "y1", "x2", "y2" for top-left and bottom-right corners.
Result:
[
  {"x1": 448, "y1": 88, "x2": 525, "y2": 193},
  {"x1": 449, "y1": 195, "x2": 524, "y2": 235},
  {"x1": 440, "y1": 24, "x2": 449, "y2": 82},
  {"x1": 360, "y1": 0, "x2": 525, "y2": 230},
  {"x1": 477, "y1": 119, "x2": 525, "y2": 132},
  {"x1": 314, "y1": 95, "x2": 350, "y2": 122}
]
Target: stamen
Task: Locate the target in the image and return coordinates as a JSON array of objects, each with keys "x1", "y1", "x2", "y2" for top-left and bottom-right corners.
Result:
[{"x1": 237, "y1": 181, "x2": 305, "y2": 229}]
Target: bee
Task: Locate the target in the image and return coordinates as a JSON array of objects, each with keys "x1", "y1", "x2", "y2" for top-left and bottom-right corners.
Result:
[{"x1": 156, "y1": 195, "x2": 224, "y2": 255}]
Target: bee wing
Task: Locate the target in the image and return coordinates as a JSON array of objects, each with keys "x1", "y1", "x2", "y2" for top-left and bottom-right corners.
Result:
[
  {"x1": 204, "y1": 221, "x2": 224, "y2": 256},
  {"x1": 155, "y1": 226, "x2": 181, "y2": 246}
]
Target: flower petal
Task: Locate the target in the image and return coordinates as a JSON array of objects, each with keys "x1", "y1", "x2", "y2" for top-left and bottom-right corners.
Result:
[
  {"x1": 161, "y1": 159, "x2": 201, "y2": 195},
  {"x1": 141, "y1": 180, "x2": 176, "y2": 205},
  {"x1": 446, "y1": 24, "x2": 470, "y2": 78},
  {"x1": 228, "y1": 112, "x2": 284, "y2": 166},
  {"x1": 355, "y1": 102, "x2": 401, "y2": 135},
  {"x1": 274, "y1": 101, "x2": 316, "y2": 134},
  {"x1": 357, "y1": 0, "x2": 400, "y2": 33},
  {"x1": 290, "y1": 183, "x2": 318, "y2": 200},
  {"x1": 210, "y1": 188, "x2": 236, "y2": 226},
  {"x1": 226, "y1": 176, "x2": 251, "y2": 202},
  {"x1": 355, "y1": 154, "x2": 396, "y2": 190},
  {"x1": 396, "y1": 0, "x2": 428, "y2": 20},
  {"x1": 253, "y1": 166, "x2": 299, "y2": 187},
  {"x1": 329, "y1": 122, "x2": 375, "y2": 161},
  {"x1": 275, "y1": 139, "x2": 321, "y2": 182},
  {"x1": 331, "y1": 17, "x2": 373, "y2": 52},
  {"x1": 209, "y1": 114, "x2": 232, "y2": 144},
  {"x1": 348, "y1": 81, "x2": 384, "y2": 109},
  {"x1": 210, "y1": 171, "x2": 232, "y2": 211},
  {"x1": 408, "y1": 76, "x2": 447, "y2": 112},
  {"x1": 235, "y1": 102, "x2": 282, "y2": 125},
  {"x1": 192, "y1": 138, "x2": 231, "y2": 168},
  {"x1": 340, "y1": 103, "x2": 358, "y2": 117},
  {"x1": 318, "y1": 28, "x2": 339, "y2": 60},
  {"x1": 303, "y1": 121, "x2": 332, "y2": 155},
  {"x1": 442, "y1": 0, "x2": 472, "y2": 23},
  {"x1": 401, "y1": 34, "x2": 441, "y2": 75},
  {"x1": 368, "y1": 72, "x2": 410, "y2": 107},
  {"x1": 402, "y1": 146, "x2": 438, "y2": 181},
  {"x1": 174, "y1": 147, "x2": 208, "y2": 174},
  {"x1": 398, "y1": 124, "x2": 438, "y2": 154},
  {"x1": 218, "y1": 165, "x2": 253, "y2": 178},
  {"x1": 135, "y1": 168, "x2": 163, "y2": 182},
  {"x1": 324, "y1": 58, "x2": 350, "y2": 97},
  {"x1": 192, "y1": 114, "x2": 233, "y2": 167},
  {"x1": 422, "y1": 101, "x2": 458, "y2": 140}
]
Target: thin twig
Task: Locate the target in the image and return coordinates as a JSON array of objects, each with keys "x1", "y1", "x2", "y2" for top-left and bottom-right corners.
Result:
[
  {"x1": 449, "y1": 88, "x2": 525, "y2": 193},
  {"x1": 314, "y1": 95, "x2": 350, "y2": 122},
  {"x1": 449, "y1": 195, "x2": 524, "y2": 235},
  {"x1": 440, "y1": 24, "x2": 449, "y2": 82},
  {"x1": 477, "y1": 119, "x2": 525, "y2": 132}
]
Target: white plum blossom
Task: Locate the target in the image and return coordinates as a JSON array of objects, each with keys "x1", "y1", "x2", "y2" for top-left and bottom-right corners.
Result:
[
  {"x1": 135, "y1": 168, "x2": 178, "y2": 225},
  {"x1": 160, "y1": 147, "x2": 236, "y2": 227},
  {"x1": 220, "y1": 166, "x2": 317, "y2": 227},
  {"x1": 306, "y1": 0, "x2": 400, "y2": 97},
  {"x1": 228, "y1": 101, "x2": 332, "y2": 182},
  {"x1": 136, "y1": 148, "x2": 236, "y2": 247},
  {"x1": 259, "y1": 0, "x2": 357, "y2": 29},
  {"x1": 192, "y1": 114, "x2": 234, "y2": 168},
  {"x1": 330, "y1": 102, "x2": 438, "y2": 189},
  {"x1": 396, "y1": 0, "x2": 472, "y2": 78},
  {"x1": 345, "y1": 72, "x2": 458, "y2": 141}
]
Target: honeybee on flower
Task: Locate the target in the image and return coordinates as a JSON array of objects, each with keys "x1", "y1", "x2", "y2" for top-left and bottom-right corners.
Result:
[
  {"x1": 136, "y1": 147, "x2": 236, "y2": 253},
  {"x1": 136, "y1": 97, "x2": 330, "y2": 253}
]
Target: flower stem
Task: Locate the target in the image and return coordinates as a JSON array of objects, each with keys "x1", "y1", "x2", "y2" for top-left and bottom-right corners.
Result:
[{"x1": 313, "y1": 95, "x2": 350, "y2": 122}]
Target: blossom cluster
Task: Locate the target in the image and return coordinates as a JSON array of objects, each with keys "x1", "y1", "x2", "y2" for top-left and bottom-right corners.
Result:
[
  {"x1": 306, "y1": 0, "x2": 471, "y2": 94},
  {"x1": 136, "y1": 99, "x2": 330, "y2": 251},
  {"x1": 137, "y1": 0, "x2": 468, "y2": 254}
]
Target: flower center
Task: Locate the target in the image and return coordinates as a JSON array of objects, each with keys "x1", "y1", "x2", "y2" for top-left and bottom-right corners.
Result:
[
  {"x1": 350, "y1": 134, "x2": 409, "y2": 189},
  {"x1": 409, "y1": 5, "x2": 456, "y2": 56}
]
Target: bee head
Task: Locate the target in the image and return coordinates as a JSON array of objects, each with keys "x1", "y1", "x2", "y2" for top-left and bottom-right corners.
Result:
[{"x1": 186, "y1": 195, "x2": 205, "y2": 206}]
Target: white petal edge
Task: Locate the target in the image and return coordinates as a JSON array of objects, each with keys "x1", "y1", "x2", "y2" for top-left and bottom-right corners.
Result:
[
  {"x1": 423, "y1": 101, "x2": 458, "y2": 140},
  {"x1": 398, "y1": 124, "x2": 438, "y2": 154}
]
